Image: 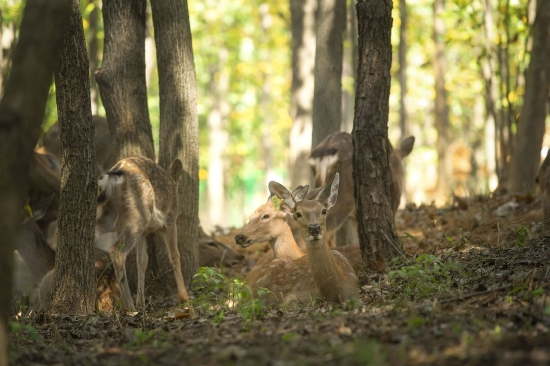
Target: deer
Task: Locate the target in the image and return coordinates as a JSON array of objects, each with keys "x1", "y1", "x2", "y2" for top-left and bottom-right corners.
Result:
[
  {"x1": 198, "y1": 225, "x2": 244, "y2": 267},
  {"x1": 537, "y1": 150, "x2": 550, "y2": 221},
  {"x1": 234, "y1": 199, "x2": 363, "y2": 287},
  {"x1": 95, "y1": 156, "x2": 188, "y2": 311},
  {"x1": 239, "y1": 174, "x2": 358, "y2": 305},
  {"x1": 301, "y1": 132, "x2": 415, "y2": 247}
]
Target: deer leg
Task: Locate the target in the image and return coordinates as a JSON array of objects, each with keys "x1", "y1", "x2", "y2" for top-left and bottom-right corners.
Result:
[
  {"x1": 135, "y1": 236, "x2": 148, "y2": 309},
  {"x1": 109, "y1": 231, "x2": 140, "y2": 311},
  {"x1": 162, "y1": 227, "x2": 189, "y2": 303}
]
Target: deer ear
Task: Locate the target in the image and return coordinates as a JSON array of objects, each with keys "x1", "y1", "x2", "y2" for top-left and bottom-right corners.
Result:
[
  {"x1": 170, "y1": 159, "x2": 183, "y2": 182},
  {"x1": 292, "y1": 185, "x2": 309, "y2": 203},
  {"x1": 31, "y1": 194, "x2": 55, "y2": 221},
  {"x1": 397, "y1": 136, "x2": 415, "y2": 158},
  {"x1": 315, "y1": 173, "x2": 339, "y2": 210},
  {"x1": 268, "y1": 181, "x2": 296, "y2": 214}
]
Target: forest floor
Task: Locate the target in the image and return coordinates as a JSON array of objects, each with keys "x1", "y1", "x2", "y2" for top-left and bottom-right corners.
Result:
[{"x1": 9, "y1": 193, "x2": 550, "y2": 366}]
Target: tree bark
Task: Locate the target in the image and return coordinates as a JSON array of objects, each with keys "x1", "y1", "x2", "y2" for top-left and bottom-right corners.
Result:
[
  {"x1": 311, "y1": 0, "x2": 346, "y2": 149},
  {"x1": 289, "y1": 0, "x2": 316, "y2": 188},
  {"x1": 0, "y1": 0, "x2": 71, "y2": 362},
  {"x1": 353, "y1": 0, "x2": 398, "y2": 272},
  {"x1": 88, "y1": 0, "x2": 100, "y2": 115},
  {"x1": 96, "y1": 0, "x2": 155, "y2": 162},
  {"x1": 433, "y1": 0, "x2": 449, "y2": 200},
  {"x1": 48, "y1": 0, "x2": 97, "y2": 314},
  {"x1": 341, "y1": 0, "x2": 358, "y2": 133},
  {"x1": 508, "y1": 0, "x2": 550, "y2": 193},
  {"x1": 151, "y1": 0, "x2": 200, "y2": 288}
]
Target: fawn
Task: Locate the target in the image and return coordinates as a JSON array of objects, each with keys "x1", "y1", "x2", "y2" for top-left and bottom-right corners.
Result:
[{"x1": 95, "y1": 156, "x2": 188, "y2": 311}]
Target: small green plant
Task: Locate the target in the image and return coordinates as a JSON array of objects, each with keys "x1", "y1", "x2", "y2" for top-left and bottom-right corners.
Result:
[
  {"x1": 407, "y1": 316, "x2": 425, "y2": 329},
  {"x1": 513, "y1": 225, "x2": 529, "y2": 247},
  {"x1": 123, "y1": 329, "x2": 163, "y2": 350},
  {"x1": 389, "y1": 254, "x2": 462, "y2": 302},
  {"x1": 9, "y1": 322, "x2": 38, "y2": 344},
  {"x1": 230, "y1": 279, "x2": 270, "y2": 322},
  {"x1": 191, "y1": 267, "x2": 230, "y2": 312}
]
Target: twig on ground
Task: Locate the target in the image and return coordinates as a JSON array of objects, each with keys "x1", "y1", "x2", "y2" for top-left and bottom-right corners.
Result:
[
  {"x1": 437, "y1": 284, "x2": 512, "y2": 304},
  {"x1": 381, "y1": 230, "x2": 410, "y2": 263}
]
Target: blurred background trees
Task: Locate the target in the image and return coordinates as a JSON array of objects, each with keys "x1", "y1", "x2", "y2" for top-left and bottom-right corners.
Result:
[{"x1": 0, "y1": 0, "x2": 548, "y2": 231}]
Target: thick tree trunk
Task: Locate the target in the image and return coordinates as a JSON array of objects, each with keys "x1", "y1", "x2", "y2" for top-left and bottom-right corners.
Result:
[
  {"x1": 433, "y1": 0, "x2": 449, "y2": 201},
  {"x1": 341, "y1": 0, "x2": 358, "y2": 133},
  {"x1": 289, "y1": 0, "x2": 316, "y2": 188},
  {"x1": 206, "y1": 49, "x2": 230, "y2": 228},
  {"x1": 509, "y1": 0, "x2": 550, "y2": 193},
  {"x1": 96, "y1": 0, "x2": 155, "y2": 162},
  {"x1": 48, "y1": 0, "x2": 97, "y2": 314},
  {"x1": 151, "y1": 0, "x2": 200, "y2": 289},
  {"x1": 0, "y1": 0, "x2": 71, "y2": 362},
  {"x1": 353, "y1": 0, "x2": 398, "y2": 272},
  {"x1": 311, "y1": 0, "x2": 346, "y2": 149}
]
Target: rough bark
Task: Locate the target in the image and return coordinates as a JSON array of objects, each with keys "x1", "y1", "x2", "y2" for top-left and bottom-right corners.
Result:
[
  {"x1": 206, "y1": 49, "x2": 230, "y2": 228},
  {"x1": 311, "y1": 0, "x2": 346, "y2": 149},
  {"x1": 151, "y1": 0, "x2": 200, "y2": 288},
  {"x1": 48, "y1": 0, "x2": 97, "y2": 314},
  {"x1": 433, "y1": 0, "x2": 449, "y2": 200},
  {"x1": 0, "y1": 0, "x2": 71, "y2": 362},
  {"x1": 96, "y1": 0, "x2": 155, "y2": 162},
  {"x1": 289, "y1": 0, "x2": 317, "y2": 188},
  {"x1": 353, "y1": 0, "x2": 398, "y2": 271},
  {"x1": 508, "y1": 0, "x2": 550, "y2": 193}
]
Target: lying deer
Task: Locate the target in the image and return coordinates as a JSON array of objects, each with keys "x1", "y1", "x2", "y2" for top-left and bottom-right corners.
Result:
[
  {"x1": 198, "y1": 225, "x2": 244, "y2": 267},
  {"x1": 234, "y1": 200, "x2": 363, "y2": 287},
  {"x1": 303, "y1": 132, "x2": 415, "y2": 246},
  {"x1": 241, "y1": 174, "x2": 358, "y2": 305},
  {"x1": 95, "y1": 156, "x2": 188, "y2": 311}
]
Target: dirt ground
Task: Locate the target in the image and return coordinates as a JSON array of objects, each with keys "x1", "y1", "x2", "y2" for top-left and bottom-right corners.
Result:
[{"x1": 9, "y1": 193, "x2": 550, "y2": 365}]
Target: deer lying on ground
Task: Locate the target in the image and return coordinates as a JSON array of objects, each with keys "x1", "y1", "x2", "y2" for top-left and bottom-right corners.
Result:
[
  {"x1": 38, "y1": 115, "x2": 115, "y2": 174},
  {"x1": 234, "y1": 200, "x2": 363, "y2": 286},
  {"x1": 96, "y1": 156, "x2": 188, "y2": 311},
  {"x1": 14, "y1": 197, "x2": 119, "y2": 310},
  {"x1": 198, "y1": 225, "x2": 244, "y2": 267},
  {"x1": 238, "y1": 174, "x2": 358, "y2": 305},
  {"x1": 301, "y1": 132, "x2": 415, "y2": 247}
]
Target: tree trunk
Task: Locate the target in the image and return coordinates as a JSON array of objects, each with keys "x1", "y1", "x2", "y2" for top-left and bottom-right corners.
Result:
[
  {"x1": 311, "y1": 0, "x2": 346, "y2": 149},
  {"x1": 289, "y1": 0, "x2": 316, "y2": 188},
  {"x1": 341, "y1": 0, "x2": 358, "y2": 133},
  {"x1": 398, "y1": 0, "x2": 409, "y2": 202},
  {"x1": 96, "y1": 0, "x2": 155, "y2": 162},
  {"x1": 433, "y1": 0, "x2": 449, "y2": 201},
  {"x1": 206, "y1": 48, "x2": 230, "y2": 229},
  {"x1": 508, "y1": 0, "x2": 550, "y2": 193},
  {"x1": 88, "y1": 0, "x2": 100, "y2": 115},
  {"x1": 49, "y1": 0, "x2": 97, "y2": 314},
  {"x1": 353, "y1": 0, "x2": 398, "y2": 272},
  {"x1": 0, "y1": 0, "x2": 71, "y2": 362},
  {"x1": 151, "y1": 0, "x2": 200, "y2": 289}
]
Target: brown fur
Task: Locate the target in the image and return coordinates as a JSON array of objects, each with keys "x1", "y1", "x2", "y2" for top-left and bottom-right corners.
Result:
[
  {"x1": 306, "y1": 132, "x2": 414, "y2": 246},
  {"x1": 537, "y1": 151, "x2": 550, "y2": 220},
  {"x1": 28, "y1": 152, "x2": 61, "y2": 236},
  {"x1": 95, "y1": 156, "x2": 188, "y2": 311},
  {"x1": 198, "y1": 225, "x2": 244, "y2": 267},
  {"x1": 252, "y1": 174, "x2": 359, "y2": 305}
]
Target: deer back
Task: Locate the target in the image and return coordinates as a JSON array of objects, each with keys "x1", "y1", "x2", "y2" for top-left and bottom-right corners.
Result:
[{"x1": 198, "y1": 225, "x2": 244, "y2": 267}]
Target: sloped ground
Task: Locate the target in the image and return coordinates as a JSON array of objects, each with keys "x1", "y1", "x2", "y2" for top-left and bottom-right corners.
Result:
[{"x1": 9, "y1": 194, "x2": 550, "y2": 365}]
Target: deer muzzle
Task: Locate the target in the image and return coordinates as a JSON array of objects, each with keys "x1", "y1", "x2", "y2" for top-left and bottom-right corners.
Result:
[
  {"x1": 234, "y1": 233, "x2": 252, "y2": 247},
  {"x1": 308, "y1": 224, "x2": 321, "y2": 237}
]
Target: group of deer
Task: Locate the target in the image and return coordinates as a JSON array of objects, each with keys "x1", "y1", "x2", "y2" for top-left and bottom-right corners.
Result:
[
  {"x1": 17, "y1": 117, "x2": 242, "y2": 312},
  {"x1": 234, "y1": 132, "x2": 415, "y2": 305}
]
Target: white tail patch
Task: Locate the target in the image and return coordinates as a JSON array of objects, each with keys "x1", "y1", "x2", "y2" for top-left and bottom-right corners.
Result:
[{"x1": 308, "y1": 154, "x2": 339, "y2": 186}]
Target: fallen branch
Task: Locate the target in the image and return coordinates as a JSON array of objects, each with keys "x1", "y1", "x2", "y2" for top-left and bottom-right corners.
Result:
[
  {"x1": 381, "y1": 230, "x2": 410, "y2": 263},
  {"x1": 437, "y1": 284, "x2": 512, "y2": 304}
]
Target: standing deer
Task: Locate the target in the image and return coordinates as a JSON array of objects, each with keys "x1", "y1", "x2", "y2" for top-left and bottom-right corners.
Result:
[
  {"x1": 95, "y1": 156, "x2": 188, "y2": 311},
  {"x1": 303, "y1": 132, "x2": 415, "y2": 247}
]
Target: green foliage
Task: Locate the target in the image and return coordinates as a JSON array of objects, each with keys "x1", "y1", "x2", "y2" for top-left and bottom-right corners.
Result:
[
  {"x1": 123, "y1": 329, "x2": 165, "y2": 350},
  {"x1": 389, "y1": 254, "x2": 462, "y2": 301},
  {"x1": 9, "y1": 321, "x2": 38, "y2": 343},
  {"x1": 513, "y1": 225, "x2": 529, "y2": 247}
]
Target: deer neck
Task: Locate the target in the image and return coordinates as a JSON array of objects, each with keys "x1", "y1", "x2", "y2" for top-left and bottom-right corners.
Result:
[
  {"x1": 304, "y1": 236, "x2": 347, "y2": 302},
  {"x1": 268, "y1": 224, "x2": 304, "y2": 260}
]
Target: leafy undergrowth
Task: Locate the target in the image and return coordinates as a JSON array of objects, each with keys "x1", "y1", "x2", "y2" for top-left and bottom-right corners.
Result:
[{"x1": 9, "y1": 194, "x2": 550, "y2": 365}]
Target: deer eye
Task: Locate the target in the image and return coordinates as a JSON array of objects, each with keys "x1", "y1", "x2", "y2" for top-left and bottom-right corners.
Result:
[
  {"x1": 262, "y1": 214, "x2": 270, "y2": 220},
  {"x1": 295, "y1": 212, "x2": 302, "y2": 218},
  {"x1": 322, "y1": 209, "x2": 327, "y2": 215}
]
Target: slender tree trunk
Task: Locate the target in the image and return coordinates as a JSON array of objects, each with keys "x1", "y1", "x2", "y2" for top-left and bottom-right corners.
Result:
[
  {"x1": 399, "y1": 0, "x2": 409, "y2": 203},
  {"x1": 88, "y1": 0, "x2": 100, "y2": 115},
  {"x1": 151, "y1": 0, "x2": 200, "y2": 288},
  {"x1": 509, "y1": 0, "x2": 550, "y2": 193},
  {"x1": 49, "y1": 0, "x2": 96, "y2": 314},
  {"x1": 260, "y1": 5, "x2": 275, "y2": 188},
  {"x1": 341, "y1": 0, "x2": 358, "y2": 133},
  {"x1": 289, "y1": 0, "x2": 316, "y2": 188},
  {"x1": 206, "y1": 49, "x2": 230, "y2": 228},
  {"x1": 311, "y1": 0, "x2": 346, "y2": 149},
  {"x1": 96, "y1": 0, "x2": 155, "y2": 162},
  {"x1": 433, "y1": 0, "x2": 449, "y2": 201},
  {"x1": 0, "y1": 0, "x2": 71, "y2": 362},
  {"x1": 353, "y1": 0, "x2": 397, "y2": 272}
]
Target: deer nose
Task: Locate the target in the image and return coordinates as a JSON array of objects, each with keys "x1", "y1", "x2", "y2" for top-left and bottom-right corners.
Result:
[
  {"x1": 308, "y1": 224, "x2": 321, "y2": 236},
  {"x1": 234, "y1": 234, "x2": 246, "y2": 245}
]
